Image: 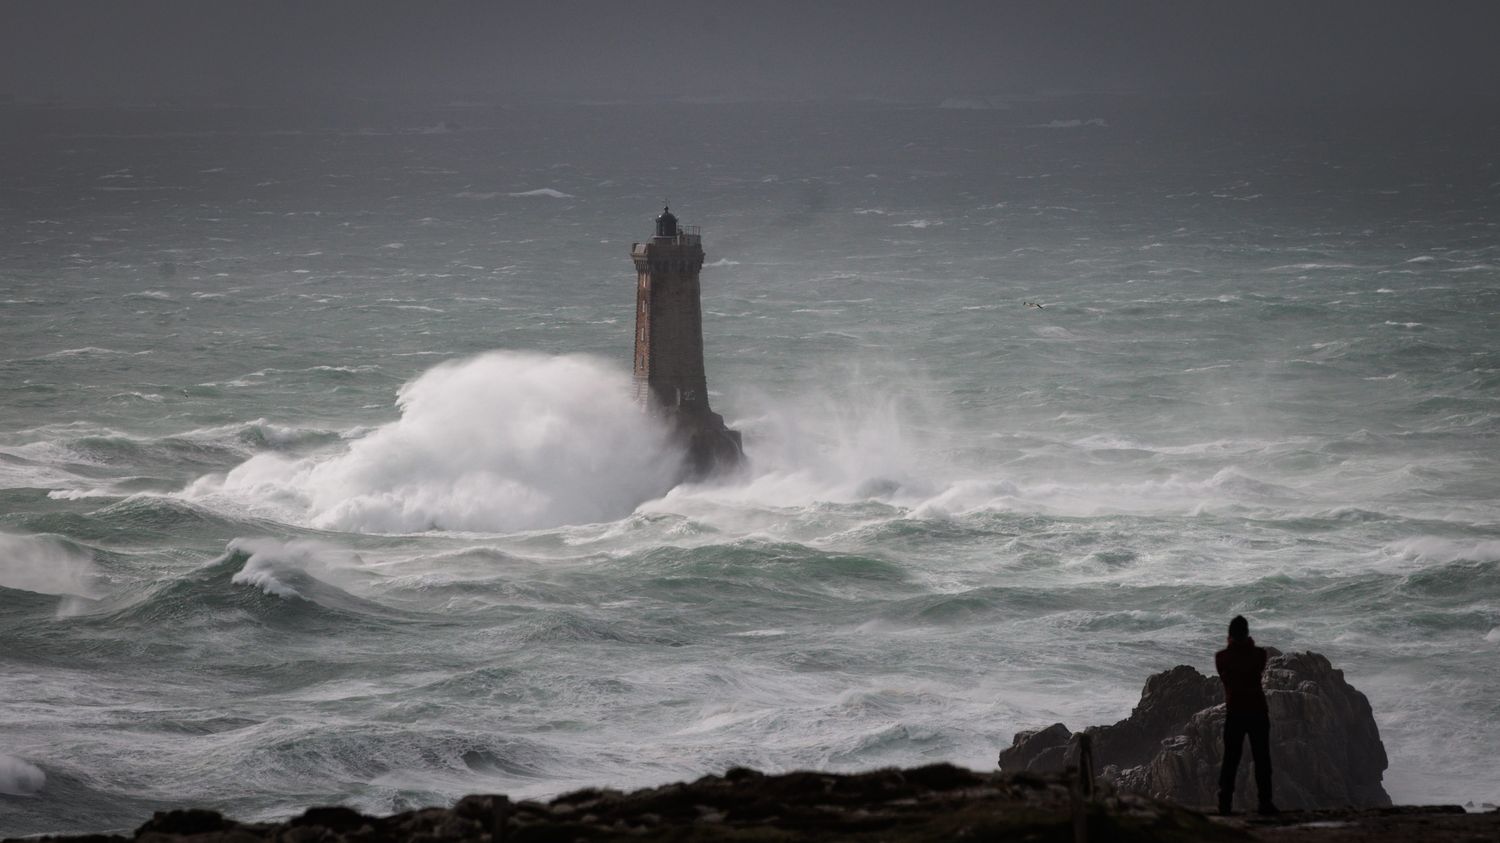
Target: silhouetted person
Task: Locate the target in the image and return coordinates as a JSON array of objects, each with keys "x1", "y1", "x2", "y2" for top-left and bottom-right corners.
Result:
[{"x1": 1216, "y1": 615, "x2": 1277, "y2": 815}]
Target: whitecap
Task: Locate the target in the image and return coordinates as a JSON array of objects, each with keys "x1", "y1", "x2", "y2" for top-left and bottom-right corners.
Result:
[
  {"x1": 1027, "y1": 118, "x2": 1107, "y2": 129},
  {"x1": 1265, "y1": 263, "x2": 1359, "y2": 272},
  {"x1": 937, "y1": 97, "x2": 1009, "y2": 110},
  {"x1": 230, "y1": 541, "x2": 306, "y2": 599},
  {"x1": 46, "y1": 488, "x2": 118, "y2": 500},
  {"x1": 1384, "y1": 537, "x2": 1500, "y2": 564},
  {"x1": 40, "y1": 347, "x2": 126, "y2": 359},
  {"x1": 508, "y1": 188, "x2": 575, "y2": 199}
]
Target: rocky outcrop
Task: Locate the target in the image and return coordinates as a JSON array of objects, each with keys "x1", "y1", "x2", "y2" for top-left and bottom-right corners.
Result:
[
  {"x1": 15, "y1": 769, "x2": 1491, "y2": 843},
  {"x1": 677, "y1": 409, "x2": 745, "y2": 481},
  {"x1": 15, "y1": 766, "x2": 1246, "y2": 843},
  {"x1": 999, "y1": 650, "x2": 1391, "y2": 810}
]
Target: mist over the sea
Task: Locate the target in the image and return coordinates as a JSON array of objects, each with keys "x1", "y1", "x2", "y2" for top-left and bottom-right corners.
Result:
[{"x1": 2, "y1": 94, "x2": 1498, "y2": 834}]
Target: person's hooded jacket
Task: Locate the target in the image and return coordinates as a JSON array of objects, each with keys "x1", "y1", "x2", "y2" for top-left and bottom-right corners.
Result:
[{"x1": 1215, "y1": 636, "x2": 1268, "y2": 714}]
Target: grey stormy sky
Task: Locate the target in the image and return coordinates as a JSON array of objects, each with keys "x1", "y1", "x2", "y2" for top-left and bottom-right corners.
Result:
[{"x1": 2, "y1": 0, "x2": 1499, "y2": 104}]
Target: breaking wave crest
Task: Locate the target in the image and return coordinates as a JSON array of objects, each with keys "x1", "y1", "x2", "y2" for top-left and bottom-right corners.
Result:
[{"x1": 185, "y1": 352, "x2": 682, "y2": 533}]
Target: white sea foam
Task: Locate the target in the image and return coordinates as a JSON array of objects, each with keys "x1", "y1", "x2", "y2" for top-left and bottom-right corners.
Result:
[
  {"x1": 186, "y1": 352, "x2": 681, "y2": 533},
  {"x1": 0, "y1": 532, "x2": 98, "y2": 598},
  {"x1": 231, "y1": 551, "x2": 302, "y2": 598},
  {"x1": 1266, "y1": 263, "x2": 1360, "y2": 272},
  {"x1": 0, "y1": 755, "x2": 45, "y2": 796},
  {"x1": 1028, "y1": 118, "x2": 1107, "y2": 128},
  {"x1": 227, "y1": 537, "x2": 357, "y2": 600},
  {"x1": 937, "y1": 97, "x2": 1010, "y2": 110},
  {"x1": 40, "y1": 346, "x2": 127, "y2": 359},
  {"x1": 46, "y1": 488, "x2": 119, "y2": 500},
  {"x1": 508, "y1": 188, "x2": 575, "y2": 199},
  {"x1": 1384, "y1": 537, "x2": 1500, "y2": 564}
]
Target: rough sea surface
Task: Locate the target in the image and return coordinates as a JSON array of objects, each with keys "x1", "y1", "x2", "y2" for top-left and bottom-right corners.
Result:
[{"x1": 2, "y1": 99, "x2": 1497, "y2": 835}]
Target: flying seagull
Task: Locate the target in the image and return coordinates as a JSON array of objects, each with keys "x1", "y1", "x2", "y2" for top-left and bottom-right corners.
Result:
[{"x1": 1024, "y1": 301, "x2": 1045, "y2": 309}]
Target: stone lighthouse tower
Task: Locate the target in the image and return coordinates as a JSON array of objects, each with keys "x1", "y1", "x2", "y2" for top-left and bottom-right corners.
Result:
[{"x1": 631, "y1": 206, "x2": 743, "y2": 478}]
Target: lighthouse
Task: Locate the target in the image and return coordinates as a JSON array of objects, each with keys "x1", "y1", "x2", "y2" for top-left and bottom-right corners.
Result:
[{"x1": 630, "y1": 206, "x2": 744, "y2": 478}]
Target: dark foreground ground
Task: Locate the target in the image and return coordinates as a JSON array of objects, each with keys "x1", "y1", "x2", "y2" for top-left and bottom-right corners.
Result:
[{"x1": 8, "y1": 765, "x2": 1497, "y2": 843}]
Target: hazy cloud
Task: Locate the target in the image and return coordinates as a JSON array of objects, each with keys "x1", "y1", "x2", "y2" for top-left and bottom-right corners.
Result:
[{"x1": 2, "y1": 1, "x2": 1498, "y2": 105}]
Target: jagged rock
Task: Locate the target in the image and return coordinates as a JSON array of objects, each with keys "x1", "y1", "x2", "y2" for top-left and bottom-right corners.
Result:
[
  {"x1": 998, "y1": 722, "x2": 1075, "y2": 773},
  {"x1": 19, "y1": 766, "x2": 1249, "y2": 843},
  {"x1": 136, "y1": 810, "x2": 234, "y2": 837},
  {"x1": 14, "y1": 764, "x2": 1497, "y2": 842},
  {"x1": 999, "y1": 650, "x2": 1391, "y2": 810}
]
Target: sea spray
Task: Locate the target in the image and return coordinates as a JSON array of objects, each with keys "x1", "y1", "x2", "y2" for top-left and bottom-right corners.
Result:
[
  {"x1": 0, "y1": 532, "x2": 99, "y2": 599},
  {"x1": 185, "y1": 352, "x2": 682, "y2": 532},
  {"x1": 0, "y1": 755, "x2": 45, "y2": 796},
  {"x1": 227, "y1": 538, "x2": 362, "y2": 600},
  {"x1": 685, "y1": 360, "x2": 950, "y2": 509}
]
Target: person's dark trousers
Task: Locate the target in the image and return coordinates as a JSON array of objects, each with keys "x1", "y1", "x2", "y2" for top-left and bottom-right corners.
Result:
[{"x1": 1218, "y1": 710, "x2": 1272, "y2": 810}]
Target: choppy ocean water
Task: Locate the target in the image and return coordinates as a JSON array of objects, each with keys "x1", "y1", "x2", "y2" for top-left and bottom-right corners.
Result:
[{"x1": 2, "y1": 100, "x2": 1498, "y2": 834}]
